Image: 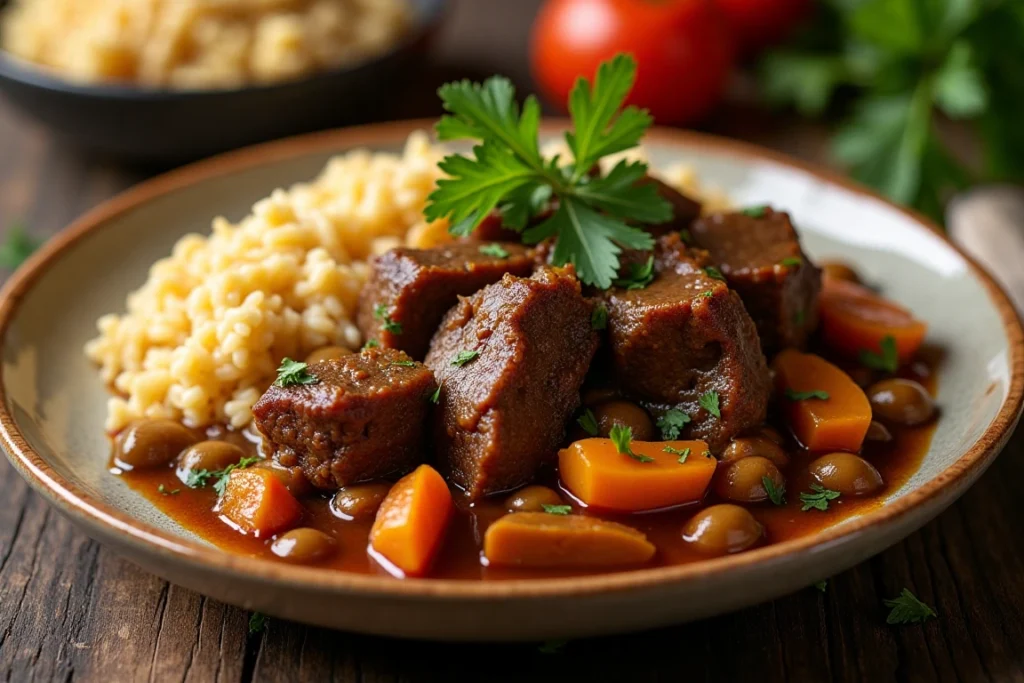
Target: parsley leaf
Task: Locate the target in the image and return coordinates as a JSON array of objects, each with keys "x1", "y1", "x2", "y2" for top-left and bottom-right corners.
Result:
[
  {"x1": 591, "y1": 303, "x2": 608, "y2": 330},
  {"x1": 479, "y1": 243, "x2": 510, "y2": 259},
  {"x1": 656, "y1": 409, "x2": 691, "y2": 440},
  {"x1": 703, "y1": 266, "x2": 726, "y2": 282},
  {"x1": 429, "y1": 381, "x2": 443, "y2": 404},
  {"x1": 800, "y1": 484, "x2": 841, "y2": 512},
  {"x1": 741, "y1": 205, "x2": 769, "y2": 218},
  {"x1": 0, "y1": 223, "x2": 41, "y2": 270},
  {"x1": 699, "y1": 391, "x2": 721, "y2": 418},
  {"x1": 157, "y1": 484, "x2": 180, "y2": 496},
  {"x1": 542, "y1": 504, "x2": 572, "y2": 515},
  {"x1": 451, "y1": 350, "x2": 480, "y2": 367},
  {"x1": 763, "y1": 476, "x2": 786, "y2": 506},
  {"x1": 785, "y1": 388, "x2": 830, "y2": 401},
  {"x1": 884, "y1": 588, "x2": 937, "y2": 625},
  {"x1": 374, "y1": 304, "x2": 403, "y2": 335},
  {"x1": 859, "y1": 335, "x2": 899, "y2": 373},
  {"x1": 697, "y1": 290, "x2": 714, "y2": 299},
  {"x1": 390, "y1": 361, "x2": 417, "y2": 368},
  {"x1": 249, "y1": 612, "x2": 268, "y2": 635},
  {"x1": 577, "y1": 408, "x2": 599, "y2": 436},
  {"x1": 609, "y1": 424, "x2": 654, "y2": 463},
  {"x1": 186, "y1": 455, "x2": 261, "y2": 495},
  {"x1": 362, "y1": 339, "x2": 380, "y2": 350},
  {"x1": 679, "y1": 228, "x2": 693, "y2": 244},
  {"x1": 664, "y1": 445, "x2": 690, "y2": 463},
  {"x1": 814, "y1": 580, "x2": 828, "y2": 593},
  {"x1": 779, "y1": 256, "x2": 802, "y2": 268},
  {"x1": 612, "y1": 255, "x2": 655, "y2": 290},
  {"x1": 274, "y1": 358, "x2": 318, "y2": 388},
  {"x1": 424, "y1": 54, "x2": 669, "y2": 288}
]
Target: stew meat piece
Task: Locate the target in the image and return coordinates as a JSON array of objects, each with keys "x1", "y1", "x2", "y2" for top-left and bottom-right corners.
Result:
[
  {"x1": 357, "y1": 243, "x2": 535, "y2": 359},
  {"x1": 426, "y1": 267, "x2": 600, "y2": 499},
  {"x1": 638, "y1": 175, "x2": 702, "y2": 236},
  {"x1": 690, "y1": 209, "x2": 821, "y2": 352},
  {"x1": 603, "y1": 236, "x2": 771, "y2": 452},
  {"x1": 252, "y1": 347, "x2": 437, "y2": 489}
]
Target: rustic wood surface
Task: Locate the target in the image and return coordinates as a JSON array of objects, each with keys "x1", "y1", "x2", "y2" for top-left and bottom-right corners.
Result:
[{"x1": 1, "y1": 1, "x2": 1023, "y2": 681}]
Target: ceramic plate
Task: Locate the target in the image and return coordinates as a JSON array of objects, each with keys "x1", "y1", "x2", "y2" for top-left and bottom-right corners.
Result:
[{"x1": 1, "y1": 121, "x2": 1021, "y2": 641}]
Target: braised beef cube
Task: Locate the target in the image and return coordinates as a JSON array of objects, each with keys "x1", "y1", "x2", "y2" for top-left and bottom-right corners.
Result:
[
  {"x1": 252, "y1": 347, "x2": 437, "y2": 490},
  {"x1": 690, "y1": 209, "x2": 821, "y2": 352},
  {"x1": 426, "y1": 267, "x2": 599, "y2": 499},
  {"x1": 603, "y1": 237, "x2": 770, "y2": 452},
  {"x1": 357, "y1": 243, "x2": 535, "y2": 359},
  {"x1": 638, "y1": 175, "x2": 702, "y2": 237}
]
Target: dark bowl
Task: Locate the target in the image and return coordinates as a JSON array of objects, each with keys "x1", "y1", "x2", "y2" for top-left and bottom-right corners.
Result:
[{"x1": 0, "y1": 0, "x2": 447, "y2": 163}]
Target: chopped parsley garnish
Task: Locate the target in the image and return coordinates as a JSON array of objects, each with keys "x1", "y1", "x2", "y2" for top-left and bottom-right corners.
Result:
[
  {"x1": 699, "y1": 390, "x2": 721, "y2": 418},
  {"x1": 763, "y1": 476, "x2": 786, "y2": 506},
  {"x1": 273, "y1": 358, "x2": 318, "y2": 388},
  {"x1": 362, "y1": 338, "x2": 380, "y2": 350},
  {"x1": 577, "y1": 408, "x2": 599, "y2": 436},
  {"x1": 373, "y1": 304, "x2": 403, "y2": 335},
  {"x1": 451, "y1": 350, "x2": 480, "y2": 367},
  {"x1": 859, "y1": 335, "x2": 899, "y2": 374},
  {"x1": 429, "y1": 381, "x2": 443, "y2": 404},
  {"x1": 186, "y1": 456, "x2": 261, "y2": 495},
  {"x1": 479, "y1": 243, "x2": 510, "y2": 259},
  {"x1": 591, "y1": 303, "x2": 608, "y2": 330},
  {"x1": 542, "y1": 504, "x2": 572, "y2": 515},
  {"x1": 741, "y1": 205, "x2": 769, "y2": 218},
  {"x1": 698, "y1": 290, "x2": 714, "y2": 299},
  {"x1": 609, "y1": 424, "x2": 654, "y2": 463},
  {"x1": 785, "y1": 388, "x2": 830, "y2": 401},
  {"x1": 0, "y1": 222, "x2": 41, "y2": 270},
  {"x1": 390, "y1": 361, "x2": 417, "y2": 367},
  {"x1": 613, "y1": 255, "x2": 655, "y2": 290},
  {"x1": 157, "y1": 484, "x2": 180, "y2": 496},
  {"x1": 884, "y1": 589, "x2": 936, "y2": 625},
  {"x1": 703, "y1": 266, "x2": 726, "y2": 281},
  {"x1": 249, "y1": 612, "x2": 268, "y2": 635},
  {"x1": 814, "y1": 580, "x2": 828, "y2": 593},
  {"x1": 779, "y1": 256, "x2": 802, "y2": 268},
  {"x1": 664, "y1": 445, "x2": 690, "y2": 463},
  {"x1": 538, "y1": 639, "x2": 567, "y2": 654},
  {"x1": 657, "y1": 409, "x2": 691, "y2": 440},
  {"x1": 423, "y1": 53, "x2": 670, "y2": 289},
  {"x1": 679, "y1": 228, "x2": 693, "y2": 244},
  {"x1": 799, "y1": 484, "x2": 841, "y2": 511}
]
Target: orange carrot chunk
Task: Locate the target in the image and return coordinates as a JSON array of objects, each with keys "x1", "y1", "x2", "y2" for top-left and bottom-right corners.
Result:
[
  {"x1": 219, "y1": 468, "x2": 303, "y2": 537},
  {"x1": 773, "y1": 349, "x2": 872, "y2": 452},
  {"x1": 559, "y1": 438, "x2": 715, "y2": 512},
  {"x1": 483, "y1": 512, "x2": 656, "y2": 568},
  {"x1": 819, "y1": 278, "x2": 927, "y2": 366},
  {"x1": 369, "y1": 465, "x2": 453, "y2": 577}
]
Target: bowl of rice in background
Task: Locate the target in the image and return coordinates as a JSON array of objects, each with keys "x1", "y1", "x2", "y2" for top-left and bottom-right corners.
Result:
[{"x1": 0, "y1": 0, "x2": 447, "y2": 161}]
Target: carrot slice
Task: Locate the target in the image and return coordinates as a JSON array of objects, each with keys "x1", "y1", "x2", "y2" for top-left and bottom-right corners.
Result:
[
  {"x1": 819, "y1": 278, "x2": 927, "y2": 366},
  {"x1": 558, "y1": 438, "x2": 715, "y2": 512},
  {"x1": 483, "y1": 512, "x2": 656, "y2": 568},
  {"x1": 219, "y1": 468, "x2": 303, "y2": 537},
  {"x1": 773, "y1": 349, "x2": 872, "y2": 452},
  {"x1": 369, "y1": 465, "x2": 453, "y2": 577}
]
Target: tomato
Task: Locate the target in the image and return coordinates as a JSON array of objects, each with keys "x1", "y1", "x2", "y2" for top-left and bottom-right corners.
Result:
[
  {"x1": 713, "y1": 0, "x2": 812, "y2": 54},
  {"x1": 530, "y1": 0, "x2": 736, "y2": 126}
]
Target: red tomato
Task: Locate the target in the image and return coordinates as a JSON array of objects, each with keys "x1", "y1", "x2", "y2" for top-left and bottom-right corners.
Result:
[
  {"x1": 530, "y1": 0, "x2": 736, "y2": 126},
  {"x1": 713, "y1": 0, "x2": 812, "y2": 53}
]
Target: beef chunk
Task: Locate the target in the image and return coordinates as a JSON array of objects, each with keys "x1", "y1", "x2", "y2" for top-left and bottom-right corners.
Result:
[
  {"x1": 357, "y1": 243, "x2": 535, "y2": 359},
  {"x1": 252, "y1": 347, "x2": 436, "y2": 490},
  {"x1": 690, "y1": 209, "x2": 821, "y2": 353},
  {"x1": 639, "y1": 175, "x2": 702, "y2": 236},
  {"x1": 426, "y1": 267, "x2": 599, "y2": 499},
  {"x1": 603, "y1": 236, "x2": 770, "y2": 452}
]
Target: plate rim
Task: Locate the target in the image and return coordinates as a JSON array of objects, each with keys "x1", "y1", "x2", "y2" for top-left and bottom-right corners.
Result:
[{"x1": 1, "y1": 119, "x2": 1021, "y2": 600}]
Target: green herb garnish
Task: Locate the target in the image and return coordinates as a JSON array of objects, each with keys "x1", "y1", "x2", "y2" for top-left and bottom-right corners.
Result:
[
  {"x1": 591, "y1": 303, "x2": 608, "y2": 330},
  {"x1": 698, "y1": 290, "x2": 714, "y2": 299},
  {"x1": 273, "y1": 358, "x2": 318, "y2": 388},
  {"x1": 779, "y1": 256, "x2": 802, "y2": 268},
  {"x1": 423, "y1": 53, "x2": 670, "y2": 289},
  {"x1": 884, "y1": 588, "x2": 937, "y2": 625},
  {"x1": 577, "y1": 408, "x2": 599, "y2": 436},
  {"x1": 451, "y1": 350, "x2": 480, "y2": 367},
  {"x1": 741, "y1": 205, "x2": 769, "y2": 218},
  {"x1": 859, "y1": 335, "x2": 899, "y2": 374},
  {"x1": 664, "y1": 445, "x2": 691, "y2": 463},
  {"x1": 362, "y1": 338, "x2": 380, "y2": 350},
  {"x1": 785, "y1": 388, "x2": 830, "y2": 401},
  {"x1": 613, "y1": 255, "x2": 655, "y2": 290},
  {"x1": 479, "y1": 243, "x2": 510, "y2": 259},
  {"x1": 699, "y1": 390, "x2": 721, "y2": 418},
  {"x1": 390, "y1": 361, "x2": 417, "y2": 368},
  {"x1": 679, "y1": 228, "x2": 693, "y2": 244},
  {"x1": 186, "y1": 455, "x2": 260, "y2": 495},
  {"x1": 542, "y1": 504, "x2": 572, "y2": 515},
  {"x1": 609, "y1": 424, "x2": 654, "y2": 463},
  {"x1": 157, "y1": 484, "x2": 180, "y2": 496},
  {"x1": 814, "y1": 580, "x2": 828, "y2": 593},
  {"x1": 703, "y1": 266, "x2": 726, "y2": 281},
  {"x1": 374, "y1": 304, "x2": 403, "y2": 335},
  {"x1": 0, "y1": 223, "x2": 41, "y2": 270},
  {"x1": 249, "y1": 612, "x2": 268, "y2": 635},
  {"x1": 763, "y1": 476, "x2": 786, "y2": 506},
  {"x1": 799, "y1": 484, "x2": 841, "y2": 512},
  {"x1": 656, "y1": 409, "x2": 691, "y2": 440},
  {"x1": 429, "y1": 381, "x2": 443, "y2": 404}
]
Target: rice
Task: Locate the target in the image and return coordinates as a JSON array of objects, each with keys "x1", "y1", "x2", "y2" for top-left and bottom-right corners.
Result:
[{"x1": 85, "y1": 131, "x2": 725, "y2": 433}]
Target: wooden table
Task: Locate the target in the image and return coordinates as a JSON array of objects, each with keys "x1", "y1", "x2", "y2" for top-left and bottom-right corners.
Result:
[{"x1": 2, "y1": 2, "x2": 1023, "y2": 681}]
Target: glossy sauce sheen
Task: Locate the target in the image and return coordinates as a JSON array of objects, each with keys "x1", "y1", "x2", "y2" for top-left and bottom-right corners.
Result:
[{"x1": 114, "y1": 356, "x2": 938, "y2": 581}]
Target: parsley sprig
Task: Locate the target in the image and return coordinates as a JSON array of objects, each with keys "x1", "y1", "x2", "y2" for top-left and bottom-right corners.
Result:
[
  {"x1": 577, "y1": 408, "x2": 599, "y2": 436},
  {"x1": 699, "y1": 391, "x2": 721, "y2": 419},
  {"x1": 860, "y1": 335, "x2": 899, "y2": 374},
  {"x1": 186, "y1": 455, "x2": 261, "y2": 496},
  {"x1": 374, "y1": 304, "x2": 403, "y2": 335},
  {"x1": 274, "y1": 358, "x2": 318, "y2": 388},
  {"x1": 424, "y1": 54, "x2": 671, "y2": 288},
  {"x1": 0, "y1": 223, "x2": 41, "y2": 270},
  {"x1": 609, "y1": 424, "x2": 654, "y2": 463},
  {"x1": 763, "y1": 476, "x2": 786, "y2": 506},
  {"x1": 799, "y1": 484, "x2": 841, "y2": 511},
  {"x1": 884, "y1": 588, "x2": 937, "y2": 625},
  {"x1": 656, "y1": 409, "x2": 691, "y2": 440}
]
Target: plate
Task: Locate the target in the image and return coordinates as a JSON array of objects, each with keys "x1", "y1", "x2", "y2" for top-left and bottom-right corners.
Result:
[
  {"x1": 1, "y1": 121, "x2": 1021, "y2": 641},
  {"x1": 0, "y1": 0, "x2": 446, "y2": 162}
]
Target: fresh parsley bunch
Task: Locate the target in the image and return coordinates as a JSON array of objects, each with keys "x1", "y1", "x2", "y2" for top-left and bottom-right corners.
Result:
[
  {"x1": 424, "y1": 54, "x2": 672, "y2": 289},
  {"x1": 759, "y1": 0, "x2": 1024, "y2": 223}
]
